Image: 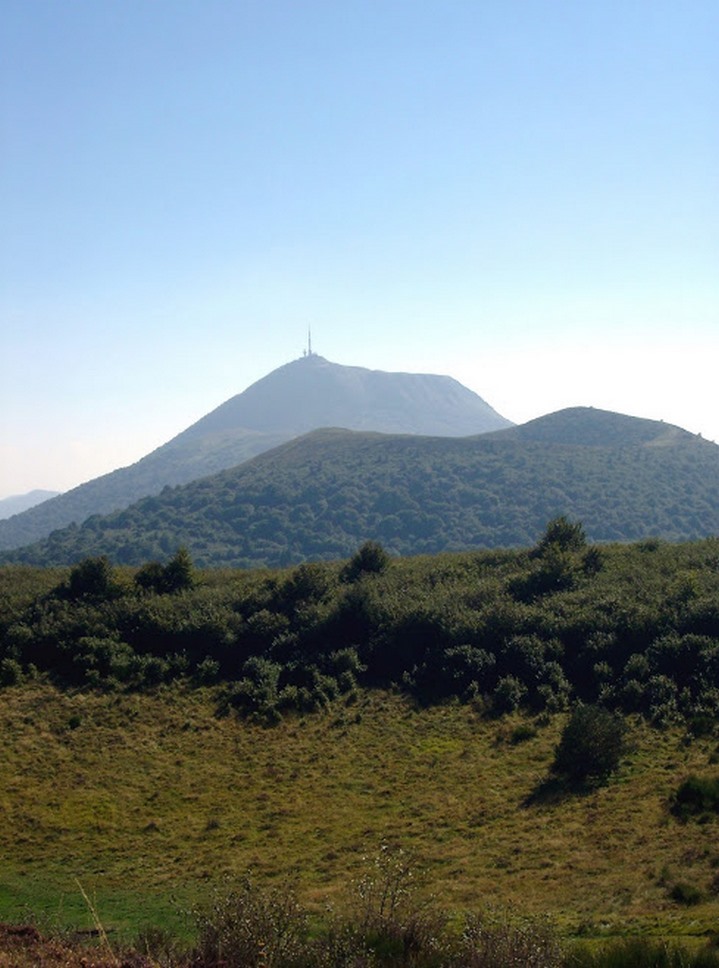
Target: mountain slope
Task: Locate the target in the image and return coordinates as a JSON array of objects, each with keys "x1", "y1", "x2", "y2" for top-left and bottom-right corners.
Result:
[
  {"x1": 0, "y1": 490, "x2": 60, "y2": 520},
  {"x1": 5, "y1": 407, "x2": 718, "y2": 568},
  {"x1": 0, "y1": 355, "x2": 511, "y2": 551}
]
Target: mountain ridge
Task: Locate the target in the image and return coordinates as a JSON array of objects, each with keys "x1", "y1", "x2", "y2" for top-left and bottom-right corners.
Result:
[
  {"x1": 0, "y1": 355, "x2": 512, "y2": 551},
  {"x1": 0, "y1": 490, "x2": 61, "y2": 521},
  {"x1": 4, "y1": 406, "x2": 718, "y2": 568}
]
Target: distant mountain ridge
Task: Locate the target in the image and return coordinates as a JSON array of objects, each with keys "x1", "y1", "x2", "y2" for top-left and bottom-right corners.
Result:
[
  {"x1": 0, "y1": 355, "x2": 512, "y2": 551},
  {"x1": 0, "y1": 490, "x2": 60, "y2": 521},
  {"x1": 5, "y1": 407, "x2": 718, "y2": 568}
]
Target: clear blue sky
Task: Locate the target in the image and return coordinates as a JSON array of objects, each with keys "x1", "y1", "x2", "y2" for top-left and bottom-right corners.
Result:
[{"x1": 2, "y1": 1, "x2": 717, "y2": 498}]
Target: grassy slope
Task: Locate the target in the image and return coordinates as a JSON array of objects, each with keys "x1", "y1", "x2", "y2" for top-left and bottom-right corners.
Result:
[{"x1": 1, "y1": 683, "x2": 718, "y2": 942}]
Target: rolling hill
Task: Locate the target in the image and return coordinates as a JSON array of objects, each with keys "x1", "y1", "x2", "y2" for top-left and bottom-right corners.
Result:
[
  {"x1": 0, "y1": 354, "x2": 511, "y2": 551},
  {"x1": 0, "y1": 489, "x2": 60, "y2": 520},
  {"x1": 4, "y1": 407, "x2": 718, "y2": 568}
]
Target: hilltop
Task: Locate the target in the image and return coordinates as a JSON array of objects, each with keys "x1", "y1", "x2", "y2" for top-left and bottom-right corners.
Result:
[
  {"x1": 4, "y1": 406, "x2": 718, "y2": 568},
  {"x1": 0, "y1": 355, "x2": 511, "y2": 551},
  {"x1": 0, "y1": 489, "x2": 60, "y2": 520}
]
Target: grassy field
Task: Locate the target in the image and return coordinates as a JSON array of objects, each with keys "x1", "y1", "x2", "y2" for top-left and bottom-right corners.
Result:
[{"x1": 1, "y1": 681, "x2": 718, "y2": 945}]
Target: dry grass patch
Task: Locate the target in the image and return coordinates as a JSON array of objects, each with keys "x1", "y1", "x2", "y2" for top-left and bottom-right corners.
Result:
[{"x1": 1, "y1": 682, "x2": 718, "y2": 940}]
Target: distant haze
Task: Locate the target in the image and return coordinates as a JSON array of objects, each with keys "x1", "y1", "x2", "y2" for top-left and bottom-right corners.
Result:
[{"x1": 0, "y1": 490, "x2": 60, "y2": 520}]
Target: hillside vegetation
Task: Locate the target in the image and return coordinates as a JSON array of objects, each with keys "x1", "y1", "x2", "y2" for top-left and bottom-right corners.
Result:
[
  {"x1": 0, "y1": 354, "x2": 510, "y2": 552},
  {"x1": 2, "y1": 527, "x2": 719, "y2": 726},
  {"x1": 4, "y1": 408, "x2": 719, "y2": 568},
  {"x1": 3, "y1": 533, "x2": 719, "y2": 962}
]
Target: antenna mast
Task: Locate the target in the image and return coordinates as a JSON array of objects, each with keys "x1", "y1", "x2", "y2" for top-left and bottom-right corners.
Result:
[{"x1": 307, "y1": 326, "x2": 313, "y2": 357}]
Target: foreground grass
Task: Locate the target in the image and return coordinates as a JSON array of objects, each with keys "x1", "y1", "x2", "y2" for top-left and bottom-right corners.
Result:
[{"x1": 1, "y1": 682, "x2": 719, "y2": 945}]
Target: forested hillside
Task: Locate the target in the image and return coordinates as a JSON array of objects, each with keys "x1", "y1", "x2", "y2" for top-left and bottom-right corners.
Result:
[
  {"x1": 0, "y1": 355, "x2": 510, "y2": 552},
  {"x1": 4, "y1": 408, "x2": 718, "y2": 568}
]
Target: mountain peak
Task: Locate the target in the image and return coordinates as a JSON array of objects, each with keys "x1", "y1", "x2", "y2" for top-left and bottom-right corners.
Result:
[
  {"x1": 0, "y1": 356, "x2": 511, "y2": 551},
  {"x1": 178, "y1": 356, "x2": 513, "y2": 440}
]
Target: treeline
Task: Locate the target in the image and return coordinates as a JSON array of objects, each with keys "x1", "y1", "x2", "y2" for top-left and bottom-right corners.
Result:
[
  {"x1": 1, "y1": 521, "x2": 719, "y2": 725},
  {"x1": 4, "y1": 416, "x2": 719, "y2": 569}
]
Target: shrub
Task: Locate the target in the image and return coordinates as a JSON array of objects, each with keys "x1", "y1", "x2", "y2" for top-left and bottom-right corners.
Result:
[
  {"x1": 458, "y1": 909, "x2": 563, "y2": 968},
  {"x1": 510, "y1": 723, "x2": 538, "y2": 744},
  {"x1": 0, "y1": 657, "x2": 23, "y2": 686},
  {"x1": 351, "y1": 844, "x2": 443, "y2": 965},
  {"x1": 341, "y1": 540, "x2": 390, "y2": 582},
  {"x1": 65, "y1": 556, "x2": 117, "y2": 601},
  {"x1": 493, "y1": 675, "x2": 527, "y2": 713},
  {"x1": 670, "y1": 881, "x2": 704, "y2": 906},
  {"x1": 192, "y1": 874, "x2": 308, "y2": 967},
  {"x1": 552, "y1": 704, "x2": 627, "y2": 785},
  {"x1": 135, "y1": 548, "x2": 195, "y2": 594},
  {"x1": 672, "y1": 774, "x2": 719, "y2": 822},
  {"x1": 534, "y1": 515, "x2": 587, "y2": 556}
]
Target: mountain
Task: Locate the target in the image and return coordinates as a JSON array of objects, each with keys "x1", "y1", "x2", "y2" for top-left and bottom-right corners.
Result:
[
  {"x1": 0, "y1": 490, "x2": 60, "y2": 521},
  {"x1": 5, "y1": 407, "x2": 718, "y2": 568},
  {"x1": 0, "y1": 355, "x2": 512, "y2": 551}
]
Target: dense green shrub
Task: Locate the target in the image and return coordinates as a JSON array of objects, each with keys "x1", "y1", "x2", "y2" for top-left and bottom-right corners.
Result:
[
  {"x1": 2, "y1": 534, "x2": 719, "y2": 725},
  {"x1": 552, "y1": 705, "x2": 627, "y2": 784},
  {"x1": 534, "y1": 515, "x2": 587, "y2": 556},
  {"x1": 341, "y1": 540, "x2": 390, "y2": 582},
  {"x1": 669, "y1": 881, "x2": 704, "y2": 905},
  {"x1": 134, "y1": 547, "x2": 195, "y2": 594},
  {"x1": 65, "y1": 556, "x2": 118, "y2": 601},
  {"x1": 672, "y1": 774, "x2": 719, "y2": 822}
]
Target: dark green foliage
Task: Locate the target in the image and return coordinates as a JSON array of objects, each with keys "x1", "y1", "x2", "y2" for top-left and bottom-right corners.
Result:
[
  {"x1": 670, "y1": 881, "x2": 704, "y2": 905},
  {"x1": 1, "y1": 535, "x2": 719, "y2": 724},
  {"x1": 672, "y1": 775, "x2": 719, "y2": 821},
  {"x1": 510, "y1": 723, "x2": 538, "y2": 744},
  {"x1": 65, "y1": 556, "x2": 117, "y2": 601},
  {"x1": 5, "y1": 408, "x2": 719, "y2": 569},
  {"x1": 535, "y1": 515, "x2": 587, "y2": 555},
  {"x1": 135, "y1": 547, "x2": 195, "y2": 594},
  {"x1": 341, "y1": 540, "x2": 390, "y2": 582},
  {"x1": 552, "y1": 704, "x2": 627, "y2": 784},
  {"x1": 162, "y1": 546, "x2": 195, "y2": 592}
]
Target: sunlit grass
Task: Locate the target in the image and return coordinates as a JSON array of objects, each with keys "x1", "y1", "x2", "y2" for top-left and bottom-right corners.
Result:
[{"x1": 1, "y1": 681, "x2": 718, "y2": 942}]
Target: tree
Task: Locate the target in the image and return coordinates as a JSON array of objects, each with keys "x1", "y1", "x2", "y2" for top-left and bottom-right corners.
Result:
[
  {"x1": 135, "y1": 548, "x2": 195, "y2": 594},
  {"x1": 552, "y1": 704, "x2": 627, "y2": 784},
  {"x1": 534, "y1": 516, "x2": 587, "y2": 556},
  {"x1": 162, "y1": 547, "x2": 195, "y2": 593},
  {"x1": 66, "y1": 556, "x2": 116, "y2": 601},
  {"x1": 341, "y1": 540, "x2": 390, "y2": 582}
]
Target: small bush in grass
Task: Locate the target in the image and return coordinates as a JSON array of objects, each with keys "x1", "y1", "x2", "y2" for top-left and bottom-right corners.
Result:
[
  {"x1": 552, "y1": 704, "x2": 627, "y2": 785},
  {"x1": 510, "y1": 723, "x2": 538, "y2": 744},
  {"x1": 0, "y1": 657, "x2": 23, "y2": 686},
  {"x1": 687, "y1": 713, "x2": 717, "y2": 738},
  {"x1": 670, "y1": 881, "x2": 704, "y2": 906},
  {"x1": 672, "y1": 774, "x2": 719, "y2": 822}
]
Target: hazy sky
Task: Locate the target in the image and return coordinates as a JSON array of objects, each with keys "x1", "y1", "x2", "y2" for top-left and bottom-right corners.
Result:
[{"x1": 2, "y1": 1, "x2": 717, "y2": 499}]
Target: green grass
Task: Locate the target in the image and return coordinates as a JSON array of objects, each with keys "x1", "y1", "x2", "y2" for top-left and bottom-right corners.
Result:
[{"x1": 1, "y1": 681, "x2": 719, "y2": 943}]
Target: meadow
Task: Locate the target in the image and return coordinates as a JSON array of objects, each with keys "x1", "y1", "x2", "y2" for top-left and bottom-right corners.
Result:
[
  {"x1": 2, "y1": 528, "x2": 719, "y2": 963},
  {"x1": 2, "y1": 683, "x2": 719, "y2": 943}
]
